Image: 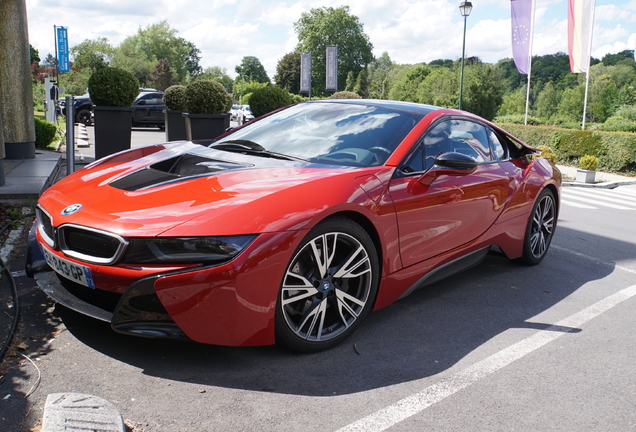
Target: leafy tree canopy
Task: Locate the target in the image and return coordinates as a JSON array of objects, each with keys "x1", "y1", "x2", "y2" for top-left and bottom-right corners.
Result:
[
  {"x1": 235, "y1": 56, "x2": 270, "y2": 84},
  {"x1": 29, "y1": 44, "x2": 40, "y2": 65},
  {"x1": 113, "y1": 21, "x2": 201, "y2": 83},
  {"x1": 294, "y1": 6, "x2": 373, "y2": 96},
  {"x1": 197, "y1": 66, "x2": 233, "y2": 91},
  {"x1": 71, "y1": 38, "x2": 113, "y2": 71},
  {"x1": 274, "y1": 52, "x2": 301, "y2": 94}
]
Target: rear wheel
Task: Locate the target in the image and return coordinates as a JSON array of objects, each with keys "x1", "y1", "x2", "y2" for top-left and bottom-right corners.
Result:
[
  {"x1": 275, "y1": 217, "x2": 379, "y2": 352},
  {"x1": 517, "y1": 189, "x2": 556, "y2": 265}
]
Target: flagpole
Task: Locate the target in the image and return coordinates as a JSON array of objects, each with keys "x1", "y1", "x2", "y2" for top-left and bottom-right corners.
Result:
[
  {"x1": 524, "y1": 0, "x2": 536, "y2": 125},
  {"x1": 581, "y1": 0, "x2": 596, "y2": 130}
]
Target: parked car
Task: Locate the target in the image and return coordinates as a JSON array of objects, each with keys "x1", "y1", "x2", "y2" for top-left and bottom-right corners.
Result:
[
  {"x1": 57, "y1": 94, "x2": 92, "y2": 125},
  {"x1": 57, "y1": 89, "x2": 163, "y2": 127},
  {"x1": 241, "y1": 105, "x2": 254, "y2": 121},
  {"x1": 132, "y1": 91, "x2": 166, "y2": 129},
  {"x1": 27, "y1": 100, "x2": 561, "y2": 352},
  {"x1": 229, "y1": 104, "x2": 242, "y2": 122}
]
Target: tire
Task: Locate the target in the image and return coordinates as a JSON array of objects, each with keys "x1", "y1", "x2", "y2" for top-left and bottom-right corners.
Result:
[
  {"x1": 75, "y1": 108, "x2": 92, "y2": 125},
  {"x1": 517, "y1": 189, "x2": 556, "y2": 265},
  {"x1": 275, "y1": 217, "x2": 379, "y2": 352}
]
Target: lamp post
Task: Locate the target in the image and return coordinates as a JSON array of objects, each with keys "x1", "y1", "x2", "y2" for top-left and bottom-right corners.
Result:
[{"x1": 458, "y1": 1, "x2": 473, "y2": 110}]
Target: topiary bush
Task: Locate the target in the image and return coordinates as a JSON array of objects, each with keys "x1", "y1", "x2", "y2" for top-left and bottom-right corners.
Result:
[
  {"x1": 185, "y1": 80, "x2": 232, "y2": 115},
  {"x1": 249, "y1": 86, "x2": 292, "y2": 118},
  {"x1": 163, "y1": 85, "x2": 188, "y2": 111},
  {"x1": 329, "y1": 91, "x2": 362, "y2": 99},
  {"x1": 34, "y1": 117, "x2": 57, "y2": 148},
  {"x1": 87, "y1": 67, "x2": 139, "y2": 107},
  {"x1": 579, "y1": 154, "x2": 599, "y2": 171}
]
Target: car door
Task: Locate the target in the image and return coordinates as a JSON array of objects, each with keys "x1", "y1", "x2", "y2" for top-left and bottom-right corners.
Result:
[{"x1": 388, "y1": 118, "x2": 512, "y2": 268}]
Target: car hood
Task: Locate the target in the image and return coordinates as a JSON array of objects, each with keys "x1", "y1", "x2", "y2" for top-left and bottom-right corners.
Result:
[{"x1": 38, "y1": 141, "x2": 391, "y2": 237}]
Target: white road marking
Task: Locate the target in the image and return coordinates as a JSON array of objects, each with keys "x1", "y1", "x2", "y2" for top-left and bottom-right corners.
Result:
[
  {"x1": 560, "y1": 199, "x2": 596, "y2": 209},
  {"x1": 561, "y1": 190, "x2": 633, "y2": 210},
  {"x1": 336, "y1": 283, "x2": 636, "y2": 432},
  {"x1": 566, "y1": 188, "x2": 636, "y2": 207}
]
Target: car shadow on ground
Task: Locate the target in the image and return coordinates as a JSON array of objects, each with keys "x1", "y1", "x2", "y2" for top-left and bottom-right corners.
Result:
[{"x1": 49, "y1": 225, "x2": 633, "y2": 397}]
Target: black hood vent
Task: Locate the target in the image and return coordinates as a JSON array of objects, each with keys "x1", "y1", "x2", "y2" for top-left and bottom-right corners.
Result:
[{"x1": 110, "y1": 153, "x2": 253, "y2": 191}]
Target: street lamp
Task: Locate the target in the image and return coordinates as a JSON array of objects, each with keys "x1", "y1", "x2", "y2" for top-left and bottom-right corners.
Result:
[{"x1": 458, "y1": 1, "x2": 473, "y2": 110}]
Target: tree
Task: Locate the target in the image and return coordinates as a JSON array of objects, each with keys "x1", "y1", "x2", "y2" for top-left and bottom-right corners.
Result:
[
  {"x1": 462, "y1": 63, "x2": 505, "y2": 120},
  {"x1": 197, "y1": 66, "x2": 233, "y2": 91},
  {"x1": 388, "y1": 65, "x2": 430, "y2": 102},
  {"x1": 113, "y1": 21, "x2": 201, "y2": 83},
  {"x1": 29, "y1": 44, "x2": 40, "y2": 64},
  {"x1": 416, "y1": 67, "x2": 458, "y2": 108},
  {"x1": 235, "y1": 56, "x2": 270, "y2": 84},
  {"x1": 589, "y1": 75, "x2": 619, "y2": 122},
  {"x1": 367, "y1": 52, "x2": 394, "y2": 99},
  {"x1": 534, "y1": 82, "x2": 561, "y2": 120},
  {"x1": 602, "y1": 50, "x2": 635, "y2": 67},
  {"x1": 71, "y1": 38, "x2": 113, "y2": 71},
  {"x1": 294, "y1": 6, "x2": 373, "y2": 96},
  {"x1": 274, "y1": 52, "x2": 301, "y2": 94},
  {"x1": 151, "y1": 58, "x2": 175, "y2": 91},
  {"x1": 353, "y1": 68, "x2": 368, "y2": 97},
  {"x1": 497, "y1": 91, "x2": 526, "y2": 116}
]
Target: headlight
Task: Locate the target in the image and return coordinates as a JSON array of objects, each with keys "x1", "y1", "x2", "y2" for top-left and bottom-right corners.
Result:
[{"x1": 121, "y1": 235, "x2": 257, "y2": 264}]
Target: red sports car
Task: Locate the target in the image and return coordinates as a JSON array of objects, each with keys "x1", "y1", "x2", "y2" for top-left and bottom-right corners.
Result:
[{"x1": 27, "y1": 100, "x2": 561, "y2": 352}]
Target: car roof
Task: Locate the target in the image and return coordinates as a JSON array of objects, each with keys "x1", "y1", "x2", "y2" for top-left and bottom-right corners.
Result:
[{"x1": 307, "y1": 99, "x2": 439, "y2": 116}]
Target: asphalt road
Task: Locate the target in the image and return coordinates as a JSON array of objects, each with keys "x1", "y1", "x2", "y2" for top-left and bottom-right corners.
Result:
[{"x1": 1, "y1": 166, "x2": 635, "y2": 431}]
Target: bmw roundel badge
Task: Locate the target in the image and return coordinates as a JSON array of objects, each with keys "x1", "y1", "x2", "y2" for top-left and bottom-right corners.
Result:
[{"x1": 61, "y1": 204, "x2": 82, "y2": 216}]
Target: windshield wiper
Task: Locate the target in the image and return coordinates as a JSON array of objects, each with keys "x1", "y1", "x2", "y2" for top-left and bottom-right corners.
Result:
[{"x1": 211, "y1": 141, "x2": 310, "y2": 162}]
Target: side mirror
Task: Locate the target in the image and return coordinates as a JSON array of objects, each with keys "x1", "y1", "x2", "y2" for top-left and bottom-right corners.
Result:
[{"x1": 419, "y1": 152, "x2": 478, "y2": 185}]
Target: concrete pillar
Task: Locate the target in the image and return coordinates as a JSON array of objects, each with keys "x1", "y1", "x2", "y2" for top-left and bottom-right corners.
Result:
[{"x1": 0, "y1": 0, "x2": 36, "y2": 160}]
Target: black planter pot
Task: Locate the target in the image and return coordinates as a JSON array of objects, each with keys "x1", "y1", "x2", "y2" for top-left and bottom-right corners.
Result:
[
  {"x1": 93, "y1": 106, "x2": 133, "y2": 160},
  {"x1": 4, "y1": 141, "x2": 35, "y2": 159},
  {"x1": 164, "y1": 110, "x2": 188, "y2": 141},
  {"x1": 184, "y1": 113, "x2": 230, "y2": 141}
]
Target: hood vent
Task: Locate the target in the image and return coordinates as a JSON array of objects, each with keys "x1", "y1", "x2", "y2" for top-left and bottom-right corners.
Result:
[{"x1": 110, "y1": 153, "x2": 253, "y2": 191}]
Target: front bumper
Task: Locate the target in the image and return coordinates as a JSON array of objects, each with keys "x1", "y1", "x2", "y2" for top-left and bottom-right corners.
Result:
[{"x1": 26, "y1": 224, "x2": 307, "y2": 346}]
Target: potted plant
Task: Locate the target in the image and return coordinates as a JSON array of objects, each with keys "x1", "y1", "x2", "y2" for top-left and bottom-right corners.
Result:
[
  {"x1": 88, "y1": 67, "x2": 139, "y2": 159},
  {"x1": 576, "y1": 155, "x2": 598, "y2": 184},
  {"x1": 184, "y1": 80, "x2": 232, "y2": 141},
  {"x1": 163, "y1": 85, "x2": 188, "y2": 141},
  {"x1": 249, "y1": 86, "x2": 292, "y2": 118}
]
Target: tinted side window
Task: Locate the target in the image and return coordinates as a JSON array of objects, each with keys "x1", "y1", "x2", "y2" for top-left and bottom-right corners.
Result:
[
  {"x1": 422, "y1": 119, "x2": 492, "y2": 168},
  {"x1": 488, "y1": 129, "x2": 506, "y2": 160}
]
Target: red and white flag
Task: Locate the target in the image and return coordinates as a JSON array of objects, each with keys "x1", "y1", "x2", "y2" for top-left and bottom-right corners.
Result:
[{"x1": 568, "y1": 0, "x2": 594, "y2": 73}]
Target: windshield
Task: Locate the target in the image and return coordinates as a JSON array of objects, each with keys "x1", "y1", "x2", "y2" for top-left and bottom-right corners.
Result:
[{"x1": 215, "y1": 102, "x2": 421, "y2": 167}]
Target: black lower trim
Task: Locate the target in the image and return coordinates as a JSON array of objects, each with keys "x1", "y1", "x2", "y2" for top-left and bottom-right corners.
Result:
[{"x1": 398, "y1": 247, "x2": 492, "y2": 300}]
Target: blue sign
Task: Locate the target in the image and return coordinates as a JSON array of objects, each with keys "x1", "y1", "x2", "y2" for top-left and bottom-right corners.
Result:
[{"x1": 57, "y1": 27, "x2": 70, "y2": 73}]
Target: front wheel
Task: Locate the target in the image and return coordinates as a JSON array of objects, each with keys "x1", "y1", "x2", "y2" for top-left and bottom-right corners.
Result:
[
  {"x1": 75, "y1": 108, "x2": 92, "y2": 125},
  {"x1": 517, "y1": 189, "x2": 556, "y2": 265},
  {"x1": 275, "y1": 217, "x2": 379, "y2": 352}
]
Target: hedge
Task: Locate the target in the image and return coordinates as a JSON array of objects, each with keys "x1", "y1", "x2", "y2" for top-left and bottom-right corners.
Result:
[
  {"x1": 497, "y1": 123, "x2": 636, "y2": 175},
  {"x1": 34, "y1": 117, "x2": 57, "y2": 148}
]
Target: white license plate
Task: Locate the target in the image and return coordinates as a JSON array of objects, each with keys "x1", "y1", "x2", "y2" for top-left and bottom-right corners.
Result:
[{"x1": 42, "y1": 246, "x2": 95, "y2": 289}]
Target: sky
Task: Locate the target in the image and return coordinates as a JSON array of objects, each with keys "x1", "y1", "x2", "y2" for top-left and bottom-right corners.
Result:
[{"x1": 25, "y1": 0, "x2": 636, "y2": 81}]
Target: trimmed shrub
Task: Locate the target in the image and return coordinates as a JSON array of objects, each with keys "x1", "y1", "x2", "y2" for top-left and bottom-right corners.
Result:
[
  {"x1": 492, "y1": 114, "x2": 543, "y2": 126},
  {"x1": 87, "y1": 67, "x2": 139, "y2": 107},
  {"x1": 579, "y1": 154, "x2": 598, "y2": 171},
  {"x1": 163, "y1": 85, "x2": 188, "y2": 111},
  {"x1": 496, "y1": 123, "x2": 636, "y2": 175},
  {"x1": 329, "y1": 91, "x2": 362, "y2": 99},
  {"x1": 34, "y1": 117, "x2": 57, "y2": 148},
  {"x1": 249, "y1": 86, "x2": 292, "y2": 118},
  {"x1": 186, "y1": 80, "x2": 232, "y2": 115}
]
